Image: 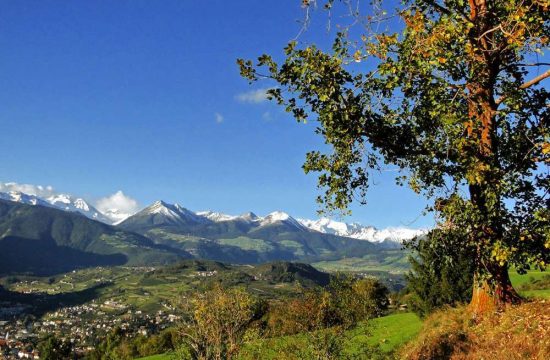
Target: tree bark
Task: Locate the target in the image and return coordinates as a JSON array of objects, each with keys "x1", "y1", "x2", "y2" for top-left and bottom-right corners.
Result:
[{"x1": 470, "y1": 262, "x2": 522, "y2": 315}]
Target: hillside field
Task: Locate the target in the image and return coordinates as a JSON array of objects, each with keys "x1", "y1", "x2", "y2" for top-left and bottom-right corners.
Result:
[
  {"x1": 136, "y1": 313, "x2": 422, "y2": 360},
  {"x1": 134, "y1": 267, "x2": 549, "y2": 360}
]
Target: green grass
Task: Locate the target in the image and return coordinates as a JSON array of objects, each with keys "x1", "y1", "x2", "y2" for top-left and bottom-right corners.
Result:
[
  {"x1": 238, "y1": 312, "x2": 421, "y2": 359},
  {"x1": 217, "y1": 237, "x2": 274, "y2": 252},
  {"x1": 365, "y1": 313, "x2": 423, "y2": 352},
  {"x1": 339, "y1": 313, "x2": 422, "y2": 355},
  {"x1": 135, "y1": 312, "x2": 422, "y2": 359},
  {"x1": 312, "y1": 249, "x2": 412, "y2": 274},
  {"x1": 509, "y1": 268, "x2": 550, "y2": 299},
  {"x1": 135, "y1": 354, "x2": 172, "y2": 360},
  {"x1": 521, "y1": 289, "x2": 550, "y2": 298},
  {"x1": 509, "y1": 268, "x2": 549, "y2": 287}
]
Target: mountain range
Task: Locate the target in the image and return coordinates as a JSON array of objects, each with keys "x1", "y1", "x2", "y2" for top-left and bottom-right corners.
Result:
[
  {"x1": 0, "y1": 199, "x2": 186, "y2": 276},
  {"x1": 0, "y1": 190, "x2": 112, "y2": 223},
  {"x1": 0, "y1": 187, "x2": 427, "y2": 276},
  {"x1": 297, "y1": 218, "x2": 426, "y2": 244},
  {"x1": 116, "y1": 200, "x2": 378, "y2": 263},
  {"x1": 0, "y1": 189, "x2": 426, "y2": 244}
]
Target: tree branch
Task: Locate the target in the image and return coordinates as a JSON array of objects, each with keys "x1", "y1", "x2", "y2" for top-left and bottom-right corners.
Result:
[
  {"x1": 517, "y1": 63, "x2": 550, "y2": 67},
  {"x1": 495, "y1": 69, "x2": 550, "y2": 105},
  {"x1": 424, "y1": 0, "x2": 472, "y2": 22},
  {"x1": 519, "y1": 69, "x2": 550, "y2": 90}
]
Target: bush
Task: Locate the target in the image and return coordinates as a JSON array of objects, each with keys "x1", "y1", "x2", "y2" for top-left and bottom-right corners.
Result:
[
  {"x1": 266, "y1": 275, "x2": 389, "y2": 337},
  {"x1": 177, "y1": 284, "x2": 267, "y2": 360},
  {"x1": 405, "y1": 230, "x2": 475, "y2": 317},
  {"x1": 86, "y1": 327, "x2": 179, "y2": 359}
]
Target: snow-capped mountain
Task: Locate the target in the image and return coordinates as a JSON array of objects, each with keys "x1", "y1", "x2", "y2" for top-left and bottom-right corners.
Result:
[
  {"x1": 196, "y1": 210, "x2": 260, "y2": 223},
  {"x1": 195, "y1": 209, "x2": 305, "y2": 230},
  {"x1": 0, "y1": 190, "x2": 112, "y2": 224},
  {"x1": 196, "y1": 211, "x2": 238, "y2": 222},
  {"x1": 138, "y1": 200, "x2": 210, "y2": 226},
  {"x1": 238, "y1": 212, "x2": 259, "y2": 222},
  {"x1": 260, "y1": 211, "x2": 306, "y2": 230},
  {"x1": 297, "y1": 217, "x2": 426, "y2": 243},
  {"x1": 45, "y1": 194, "x2": 111, "y2": 223},
  {"x1": 0, "y1": 191, "x2": 53, "y2": 208},
  {"x1": 1, "y1": 185, "x2": 426, "y2": 245},
  {"x1": 191, "y1": 209, "x2": 420, "y2": 243}
]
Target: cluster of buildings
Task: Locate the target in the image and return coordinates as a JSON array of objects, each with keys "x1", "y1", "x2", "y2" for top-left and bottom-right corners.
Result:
[{"x1": 0, "y1": 300, "x2": 181, "y2": 359}]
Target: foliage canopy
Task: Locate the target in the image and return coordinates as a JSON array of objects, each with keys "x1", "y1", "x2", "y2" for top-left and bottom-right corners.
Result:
[{"x1": 239, "y1": 0, "x2": 549, "y2": 307}]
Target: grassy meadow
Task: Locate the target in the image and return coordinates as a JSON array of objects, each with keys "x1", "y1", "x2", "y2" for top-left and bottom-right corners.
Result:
[{"x1": 136, "y1": 312, "x2": 422, "y2": 360}]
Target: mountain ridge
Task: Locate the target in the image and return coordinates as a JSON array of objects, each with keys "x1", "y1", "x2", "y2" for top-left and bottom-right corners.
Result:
[
  {"x1": 0, "y1": 199, "x2": 186, "y2": 276},
  {"x1": 118, "y1": 201, "x2": 379, "y2": 264},
  {"x1": 1, "y1": 186, "x2": 426, "y2": 246}
]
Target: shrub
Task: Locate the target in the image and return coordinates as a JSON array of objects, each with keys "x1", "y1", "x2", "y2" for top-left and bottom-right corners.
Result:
[
  {"x1": 177, "y1": 284, "x2": 267, "y2": 360},
  {"x1": 266, "y1": 275, "x2": 389, "y2": 337},
  {"x1": 405, "y1": 231, "x2": 475, "y2": 317}
]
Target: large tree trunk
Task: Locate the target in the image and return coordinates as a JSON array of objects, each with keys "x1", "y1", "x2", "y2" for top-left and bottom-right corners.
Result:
[
  {"x1": 470, "y1": 263, "x2": 522, "y2": 315},
  {"x1": 467, "y1": 160, "x2": 522, "y2": 315},
  {"x1": 464, "y1": 0, "x2": 523, "y2": 314}
]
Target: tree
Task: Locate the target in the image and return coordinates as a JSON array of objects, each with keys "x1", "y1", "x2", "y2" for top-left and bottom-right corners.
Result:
[
  {"x1": 239, "y1": 0, "x2": 549, "y2": 313},
  {"x1": 37, "y1": 335, "x2": 72, "y2": 360},
  {"x1": 352, "y1": 277, "x2": 390, "y2": 318},
  {"x1": 177, "y1": 284, "x2": 267, "y2": 360},
  {"x1": 405, "y1": 229, "x2": 476, "y2": 316},
  {"x1": 86, "y1": 327, "x2": 126, "y2": 360}
]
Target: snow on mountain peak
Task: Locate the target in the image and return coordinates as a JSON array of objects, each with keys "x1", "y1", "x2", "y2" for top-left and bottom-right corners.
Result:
[
  {"x1": 73, "y1": 198, "x2": 90, "y2": 212},
  {"x1": 261, "y1": 211, "x2": 305, "y2": 229},
  {"x1": 1, "y1": 190, "x2": 111, "y2": 224},
  {"x1": 299, "y1": 218, "x2": 352, "y2": 235},
  {"x1": 0, "y1": 191, "x2": 52, "y2": 207},
  {"x1": 0, "y1": 183, "x2": 427, "y2": 244},
  {"x1": 143, "y1": 200, "x2": 208, "y2": 224},
  {"x1": 266, "y1": 211, "x2": 290, "y2": 221},
  {"x1": 196, "y1": 211, "x2": 238, "y2": 222},
  {"x1": 239, "y1": 212, "x2": 259, "y2": 221},
  {"x1": 147, "y1": 200, "x2": 179, "y2": 217},
  {"x1": 297, "y1": 217, "x2": 426, "y2": 243}
]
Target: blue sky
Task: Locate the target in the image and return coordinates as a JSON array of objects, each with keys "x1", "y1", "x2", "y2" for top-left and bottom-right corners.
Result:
[{"x1": 0, "y1": 0, "x2": 431, "y2": 228}]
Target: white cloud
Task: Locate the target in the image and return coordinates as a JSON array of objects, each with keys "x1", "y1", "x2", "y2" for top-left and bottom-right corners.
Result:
[
  {"x1": 0, "y1": 182, "x2": 56, "y2": 197},
  {"x1": 214, "y1": 112, "x2": 224, "y2": 123},
  {"x1": 262, "y1": 111, "x2": 272, "y2": 121},
  {"x1": 235, "y1": 88, "x2": 272, "y2": 104},
  {"x1": 1, "y1": 181, "x2": 140, "y2": 223},
  {"x1": 95, "y1": 191, "x2": 140, "y2": 214}
]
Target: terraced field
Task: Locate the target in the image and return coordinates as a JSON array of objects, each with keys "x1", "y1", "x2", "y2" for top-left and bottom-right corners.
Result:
[
  {"x1": 1, "y1": 260, "x2": 331, "y2": 315},
  {"x1": 312, "y1": 249, "x2": 411, "y2": 274}
]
